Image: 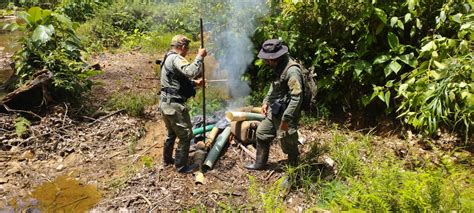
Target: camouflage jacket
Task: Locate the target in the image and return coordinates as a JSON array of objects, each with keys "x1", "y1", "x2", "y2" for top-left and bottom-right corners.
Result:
[
  {"x1": 263, "y1": 56, "x2": 304, "y2": 122},
  {"x1": 160, "y1": 51, "x2": 203, "y2": 101}
]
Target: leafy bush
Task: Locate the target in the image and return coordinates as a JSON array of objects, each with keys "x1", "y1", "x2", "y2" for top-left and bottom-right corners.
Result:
[
  {"x1": 77, "y1": 0, "x2": 200, "y2": 51},
  {"x1": 251, "y1": 0, "x2": 473, "y2": 139},
  {"x1": 397, "y1": 11, "x2": 473, "y2": 139},
  {"x1": 57, "y1": 0, "x2": 112, "y2": 23},
  {"x1": 7, "y1": 7, "x2": 97, "y2": 100}
]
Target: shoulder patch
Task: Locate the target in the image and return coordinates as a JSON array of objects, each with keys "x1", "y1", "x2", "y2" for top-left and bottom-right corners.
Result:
[
  {"x1": 176, "y1": 55, "x2": 190, "y2": 65},
  {"x1": 288, "y1": 76, "x2": 302, "y2": 95}
]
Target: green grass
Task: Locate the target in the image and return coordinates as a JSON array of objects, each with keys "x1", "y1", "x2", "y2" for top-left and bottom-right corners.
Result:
[
  {"x1": 106, "y1": 91, "x2": 157, "y2": 117},
  {"x1": 244, "y1": 131, "x2": 474, "y2": 212}
]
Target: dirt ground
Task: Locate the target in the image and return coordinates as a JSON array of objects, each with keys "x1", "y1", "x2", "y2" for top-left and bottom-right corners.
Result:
[{"x1": 0, "y1": 50, "x2": 471, "y2": 211}]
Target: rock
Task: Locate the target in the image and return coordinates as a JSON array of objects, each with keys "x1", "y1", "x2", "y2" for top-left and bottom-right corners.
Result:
[
  {"x1": 0, "y1": 177, "x2": 8, "y2": 184},
  {"x1": 321, "y1": 154, "x2": 335, "y2": 167},
  {"x1": 63, "y1": 153, "x2": 82, "y2": 168},
  {"x1": 56, "y1": 164, "x2": 65, "y2": 171},
  {"x1": 6, "y1": 161, "x2": 21, "y2": 175},
  {"x1": 20, "y1": 150, "x2": 35, "y2": 160}
]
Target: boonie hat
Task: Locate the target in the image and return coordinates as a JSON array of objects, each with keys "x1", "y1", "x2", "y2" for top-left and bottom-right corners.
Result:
[
  {"x1": 171, "y1": 35, "x2": 191, "y2": 47},
  {"x1": 257, "y1": 39, "x2": 288, "y2": 59}
]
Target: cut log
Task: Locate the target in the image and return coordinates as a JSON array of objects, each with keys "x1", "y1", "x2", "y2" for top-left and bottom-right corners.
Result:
[{"x1": 1, "y1": 69, "x2": 53, "y2": 111}]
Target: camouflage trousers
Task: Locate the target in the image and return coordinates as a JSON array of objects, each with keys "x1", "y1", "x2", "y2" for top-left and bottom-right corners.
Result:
[
  {"x1": 256, "y1": 114, "x2": 300, "y2": 157},
  {"x1": 159, "y1": 101, "x2": 193, "y2": 161}
]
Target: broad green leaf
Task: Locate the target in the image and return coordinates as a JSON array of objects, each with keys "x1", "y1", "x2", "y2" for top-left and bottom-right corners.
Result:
[
  {"x1": 373, "y1": 54, "x2": 391, "y2": 64},
  {"x1": 404, "y1": 13, "x2": 412, "y2": 23},
  {"x1": 28, "y1": 7, "x2": 43, "y2": 24},
  {"x1": 390, "y1": 17, "x2": 398, "y2": 27},
  {"x1": 384, "y1": 90, "x2": 391, "y2": 107},
  {"x1": 374, "y1": 8, "x2": 387, "y2": 24},
  {"x1": 17, "y1": 11, "x2": 32, "y2": 26},
  {"x1": 460, "y1": 23, "x2": 471, "y2": 31},
  {"x1": 388, "y1": 32, "x2": 399, "y2": 50},
  {"x1": 451, "y1": 13, "x2": 462, "y2": 23},
  {"x1": 385, "y1": 80, "x2": 394, "y2": 87},
  {"x1": 433, "y1": 60, "x2": 446, "y2": 69},
  {"x1": 384, "y1": 64, "x2": 393, "y2": 76},
  {"x1": 52, "y1": 13, "x2": 73, "y2": 28},
  {"x1": 421, "y1": 41, "x2": 436, "y2": 52},
  {"x1": 378, "y1": 91, "x2": 385, "y2": 102},
  {"x1": 397, "y1": 20, "x2": 404, "y2": 30},
  {"x1": 416, "y1": 18, "x2": 422, "y2": 29},
  {"x1": 399, "y1": 53, "x2": 417, "y2": 67},
  {"x1": 459, "y1": 82, "x2": 467, "y2": 88},
  {"x1": 354, "y1": 60, "x2": 371, "y2": 77},
  {"x1": 428, "y1": 70, "x2": 441, "y2": 79},
  {"x1": 447, "y1": 39, "x2": 456, "y2": 48},
  {"x1": 408, "y1": 0, "x2": 417, "y2": 12},
  {"x1": 388, "y1": 60, "x2": 402, "y2": 74},
  {"x1": 32, "y1": 24, "x2": 54, "y2": 44},
  {"x1": 459, "y1": 40, "x2": 469, "y2": 52},
  {"x1": 438, "y1": 11, "x2": 446, "y2": 24},
  {"x1": 398, "y1": 83, "x2": 409, "y2": 97}
]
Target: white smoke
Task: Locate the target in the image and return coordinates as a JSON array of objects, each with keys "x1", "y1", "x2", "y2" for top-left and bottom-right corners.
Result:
[{"x1": 207, "y1": 0, "x2": 268, "y2": 108}]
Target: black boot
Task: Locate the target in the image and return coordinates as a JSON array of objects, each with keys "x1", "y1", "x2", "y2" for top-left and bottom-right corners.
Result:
[
  {"x1": 163, "y1": 136, "x2": 175, "y2": 166},
  {"x1": 244, "y1": 142, "x2": 270, "y2": 170},
  {"x1": 175, "y1": 145, "x2": 197, "y2": 173},
  {"x1": 287, "y1": 154, "x2": 299, "y2": 167}
]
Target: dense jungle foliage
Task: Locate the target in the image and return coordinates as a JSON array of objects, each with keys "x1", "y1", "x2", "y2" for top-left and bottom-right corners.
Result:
[
  {"x1": 251, "y1": 0, "x2": 473, "y2": 140},
  {"x1": 2, "y1": 0, "x2": 473, "y2": 210}
]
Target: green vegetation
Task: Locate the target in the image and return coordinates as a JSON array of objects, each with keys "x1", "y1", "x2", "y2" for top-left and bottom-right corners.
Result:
[
  {"x1": 248, "y1": 131, "x2": 474, "y2": 211},
  {"x1": 14, "y1": 116, "x2": 30, "y2": 137},
  {"x1": 5, "y1": 6, "x2": 98, "y2": 100},
  {"x1": 251, "y1": 0, "x2": 473, "y2": 139},
  {"x1": 2, "y1": 1, "x2": 473, "y2": 211},
  {"x1": 106, "y1": 91, "x2": 157, "y2": 117}
]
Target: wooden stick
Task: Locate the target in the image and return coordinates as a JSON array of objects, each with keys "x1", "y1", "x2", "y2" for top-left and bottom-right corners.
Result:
[
  {"x1": 200, "y1": 18, "x2": 206, "y2": 140},
  {"x1": 207, "y1": 79, "x2": 227, "y2": 83},
  {"x1": 238, "y1": 144, "x2": 256, "y2": 160}
]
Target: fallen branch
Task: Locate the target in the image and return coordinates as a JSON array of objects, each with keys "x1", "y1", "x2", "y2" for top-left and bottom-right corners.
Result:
[
  {"x1": 132, "y1": 142, "x2": 161, "y2": 163},
  {"x1": 2, "y1": 104, "x2": 42, "y2": 119},
  {"x1": 238, "y1": 144, "x2": 256, "y2": 160},
  {"x1": 137, "y1": 193, "x2": 152, "y2": 206},
  {"x1": 87, "y1": 109, "x2": 125, "y2": 126}
]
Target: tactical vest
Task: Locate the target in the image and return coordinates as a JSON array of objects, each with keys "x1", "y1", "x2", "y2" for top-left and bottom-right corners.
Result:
[{"x1": 161, "y1": 51, "x2": 196, "y2": 100}]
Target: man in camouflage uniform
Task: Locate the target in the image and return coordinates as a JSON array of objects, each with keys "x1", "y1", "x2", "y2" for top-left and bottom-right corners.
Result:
[
  {"x1": 245, "y1": 39, "x2": 303, "y2": 170},
  {"x1": 160, "y1": 35, "x2": 207, "y2": 173}
]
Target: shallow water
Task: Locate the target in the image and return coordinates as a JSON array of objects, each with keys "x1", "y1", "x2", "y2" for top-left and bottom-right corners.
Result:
[{"x1": 6, "y1": 175, "x2": 101, "y2": 212}]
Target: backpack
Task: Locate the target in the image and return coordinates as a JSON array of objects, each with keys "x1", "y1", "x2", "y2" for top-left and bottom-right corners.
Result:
[{"x1": 284, "y1": 58, "x2": 318, "y2": 111}]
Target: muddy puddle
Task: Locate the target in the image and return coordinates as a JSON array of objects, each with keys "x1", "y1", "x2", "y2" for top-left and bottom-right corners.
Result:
[{"x1": 5, "y1": 175, "x2": 101, "y2": 212}]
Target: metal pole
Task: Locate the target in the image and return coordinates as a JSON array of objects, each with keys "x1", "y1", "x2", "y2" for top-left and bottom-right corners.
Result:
[{"x1": 200, "y1": 18, "x2": 206, "y2": 138}]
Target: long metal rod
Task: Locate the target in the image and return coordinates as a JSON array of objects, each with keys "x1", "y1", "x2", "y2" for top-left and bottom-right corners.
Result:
[
  {"x1": 207, "y1": 79, "x2": 228, "y2": 83},
  {"x1": 200, "y1": 18, "x2": 206, "y2": 138}
]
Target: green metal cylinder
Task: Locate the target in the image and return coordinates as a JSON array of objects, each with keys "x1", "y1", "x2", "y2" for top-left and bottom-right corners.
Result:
[
  {"x1": 203, "y1": 126, "x2": 231, "y2": 169},
  {"x1": 192, "y1": 124, "x2": 214, "y2": 135}
]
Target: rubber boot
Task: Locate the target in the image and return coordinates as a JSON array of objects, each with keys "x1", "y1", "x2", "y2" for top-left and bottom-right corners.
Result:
[
  {"x1": 287, "y1": 154, "x2": 299, "y2": 167},
  {"x1": 175, "y1": 146, "x2": 197, "y2": 173},
  {"x1": 244, "y1": 141, "x2": 270, "y2": 170},
  {"x1": 162, "y1": 136, "x2": 175, "y2": 166}
]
